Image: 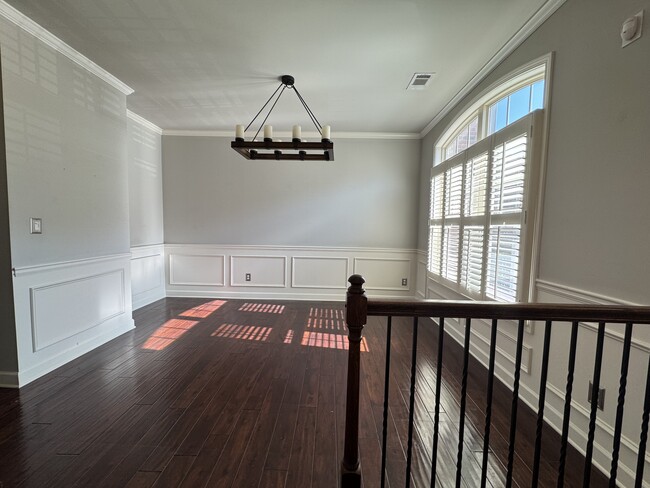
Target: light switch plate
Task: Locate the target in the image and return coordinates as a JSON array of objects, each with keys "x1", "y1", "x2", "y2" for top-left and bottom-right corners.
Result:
[{"x1": 30, "y1": 218, "x2": 42, "y2": 234}]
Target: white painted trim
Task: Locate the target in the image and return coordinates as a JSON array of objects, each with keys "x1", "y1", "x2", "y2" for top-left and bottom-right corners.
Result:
[
  {"x1": 546, "y1": 383, "x2": 650, "y2": 466},
  {"x1": 290, "y1": 256, "x2": 349, "y2": 290},
  {"x1": 169, "y1": 254, "x2": 226, "y2": 286},
  {"x1": 165, "y1": 243, "x2": 418, "y2": 255},
  {"x1": 127, "y1": 111, "x2": 162, "y2": 134},
  {"x1": 229, "y1": 255, "x2": 287, "y2": 288},
  {"x1": 162, "y1": 130, "x2": 420, "y2": 140},
  {"x1": 536, "y1": 279, "x2": 642, "y2": 306},
  {"x1": 130, "y1": 245, "x2": 164, "y2": 259},
  {"x1": 0, "y1": 371, "x2": 19, "y2": 388},
  {"x1": 166, "y1": 289, "x2": 411, "y2": 302},
  {"x1": 16, "y1": 320, "x2": 134, "y2": 387},
  {"x1": 130, "y1": 245, "x2": 165, "y2": 310},
  {"x1": 353, "y1": 257, "x2": 412, "y2": 291},
  {"x1": 13, "y1": 253, "x2": 132, "y2": 276},
  {"x1": 420, "y1": 0, "x2": 565, "y2": 136},
  {"x1": 30, "y1": 269, "x2": 126, "y2": 352},
  {"x1": 0, "y1": 0, "x2": 133, "y2": 95}
]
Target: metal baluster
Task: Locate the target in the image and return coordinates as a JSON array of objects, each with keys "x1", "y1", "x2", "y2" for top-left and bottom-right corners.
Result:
[
  {"x1": 505, "y1": 320, "x2": 525, "y2": 488},
  {"x1": 380, "y1": 316, "x2": 393, "y2": 488},
  {"x1": 634, "y1": 354, "x2": 650, "y2": 488},
  {"x1": 405, "y1": 317, "x2": 419, "y2": 488},
  {"x1": 531, "y1": 320, "x2": 552, "y2": 487},
  {"x1": 430, "y1": 318, "x2": 445, "y2": 488},
  {"x1": 455, "y1": 318, "x2": 472, "y2": 488},
  {"x1": 583, "y1": 321, "x2": 606, "y2": 487},
  {"x1": 480, "y1": 319, "x2": 499, "y2": 488},
  {"x1": 557, "y1": 320, "x2": 579, "y2": 488},
  {"x1": 609, "y1": 322, "x2": 633, "y2": 486}
]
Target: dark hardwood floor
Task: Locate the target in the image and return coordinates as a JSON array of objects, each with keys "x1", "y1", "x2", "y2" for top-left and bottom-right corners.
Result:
[{"x1": 0, "y1": 298, "x2": 605, "y2": 487}]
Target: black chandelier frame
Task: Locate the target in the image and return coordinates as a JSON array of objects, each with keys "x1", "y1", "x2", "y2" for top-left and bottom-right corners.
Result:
[{"x1": 231, "y1": 75, "x2": 334, "y2": 161}]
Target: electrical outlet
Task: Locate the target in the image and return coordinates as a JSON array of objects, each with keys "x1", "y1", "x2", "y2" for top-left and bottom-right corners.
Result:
[
  {"x1": 401, "y1": 278, "x2": 408, "y2": 286},
  {"x1": 588, "y1": 381, "x2": 606, "y2": 411},
  {"x1": 245, "y1": 273, "x2": 251, "y2": 282},
  {"x1": 30, "y1": 217, "x2": 42, "y2": 234}
]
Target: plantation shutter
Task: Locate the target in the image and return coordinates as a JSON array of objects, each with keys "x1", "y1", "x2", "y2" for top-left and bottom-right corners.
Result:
[{"x1": 428, "y1": 112, "x2": 539, "y2": 302}]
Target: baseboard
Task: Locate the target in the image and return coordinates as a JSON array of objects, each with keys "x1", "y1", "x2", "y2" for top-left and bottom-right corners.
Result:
[
  {"x1": 0, "y1": 371, "x2": 19, "y2": 388},
  {"x1": 16, "y1": 319, "x2": 134, "y2": 387}
]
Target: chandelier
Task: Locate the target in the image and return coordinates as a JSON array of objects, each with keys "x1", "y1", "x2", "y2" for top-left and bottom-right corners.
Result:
[{"x1": 231, "y1": 75, "x2": 333, "y2": 161}]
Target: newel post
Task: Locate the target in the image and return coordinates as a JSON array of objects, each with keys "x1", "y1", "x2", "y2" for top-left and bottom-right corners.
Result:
[{"x1": 341, "y1": 274, "x2": 367, "y2": 488}]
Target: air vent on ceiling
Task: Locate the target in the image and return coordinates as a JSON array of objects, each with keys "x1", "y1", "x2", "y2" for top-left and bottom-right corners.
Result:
[{"x1": 406, "y1": 72, "x2": 435, "y2": 90}]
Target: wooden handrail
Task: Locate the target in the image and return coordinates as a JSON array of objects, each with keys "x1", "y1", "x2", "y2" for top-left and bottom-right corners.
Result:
[
  {"x1": 340, "y1": 274, "x2": 650, "y2": 487},
  {"x1": 366, "y1": 299, "x2": 650, "y2": 323}
]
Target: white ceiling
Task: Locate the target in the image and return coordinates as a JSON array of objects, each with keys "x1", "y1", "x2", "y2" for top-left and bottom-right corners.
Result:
[{"x1": 5, "y1": 0, "x2": 552, "y2": 134}]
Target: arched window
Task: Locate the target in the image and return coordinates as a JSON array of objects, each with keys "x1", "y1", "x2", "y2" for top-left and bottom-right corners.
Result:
[{"x1": 428, "y1": 55, "x2": 552, "y2": 302}]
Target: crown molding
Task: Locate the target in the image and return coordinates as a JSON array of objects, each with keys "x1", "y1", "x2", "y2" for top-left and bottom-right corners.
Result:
[
  {"x1": 127, "y1": 110, "x2": 163, "y2": 135},
  {"x1": 0, "y1": 0, "x2": 133, "y2": 96},
  {"x1": 419, "y1": 0, "x2": 566, "y2": 138},
  {"x1": 162, "y1": 129, "x2": 420, "y2": 140}
]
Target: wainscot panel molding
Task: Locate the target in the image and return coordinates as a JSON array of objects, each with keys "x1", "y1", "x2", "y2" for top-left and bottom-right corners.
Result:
[
  {"x1": 416, "y1": 251, "x2": 427, "y2": 299},
  {"x1": 291, "y1": 256, "x2": 348, "y2": 289},
  {"x1": 131, "y1": 245, "x2": 165, "y2": 310},
  {"x1": 230, "y1": 255, "x2": 287, "y2": 288},
  {"x1": 353, "y1": 257, "x2": 412, "y2": 291},
  {"x1": 164, "y1": 244, "x2": 418, "y2": 301},
  {"x1": 532, "y1": 279, "x2": 649, "y2": 487},
  {"x1": 169, "y1": 253, "x2": 226, "y2": 287},
  {"x1": 12, "y1": 254, "x2": 135, "y2": 387}
]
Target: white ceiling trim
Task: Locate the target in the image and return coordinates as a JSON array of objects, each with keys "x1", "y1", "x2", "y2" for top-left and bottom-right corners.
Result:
[
  {"x1": 127, "y1": 110, "x2": 163, "y2": 135},
  {"x1": 162, "y1": 130, "x2": 420, "y2": 140},
  {"x1": 419, "y1": 0, "x2": 566, "y2": 138},
  {"x1": 0, "y1": 0, "x2": 134, "y2": 95}
]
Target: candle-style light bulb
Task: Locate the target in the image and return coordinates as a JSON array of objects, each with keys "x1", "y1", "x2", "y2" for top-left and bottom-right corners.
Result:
[
  {"x1": 292, "y1": 125, "x2": 301, "y2": 141},
  {"x1": 322, "y1": 125, "x2": 331, "y2": 140},
  {"x1": 235, "y1": 124, "x2": 244, "y2": 140},
  {"x1": 264, "y1": 125, "x2": 273, "y2": 140}
]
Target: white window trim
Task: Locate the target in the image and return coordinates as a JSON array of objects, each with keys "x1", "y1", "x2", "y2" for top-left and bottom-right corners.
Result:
[{"x1": 430, "y1": 53, "x2": 554, "y2": 303}]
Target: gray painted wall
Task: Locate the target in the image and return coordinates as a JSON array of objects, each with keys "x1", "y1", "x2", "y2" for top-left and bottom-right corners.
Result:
[
  {"x1": 0, "y1": 54, "x2": 18, "y2": 375},
  {"x1": 163, "y1": 136, "x2": 421, "y2": 249},
  {"x1": 418, "y1": 0, "x2": 650, "y2": 304},
  {"x1": 0, "y1": 17, "x2": 130, "y2": 268},
  {"x1": 128, "y1": 118, "x2": 164, "y2": 247}
]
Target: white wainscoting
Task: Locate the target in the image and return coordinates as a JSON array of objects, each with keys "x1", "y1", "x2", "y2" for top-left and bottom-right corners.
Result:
[
  {"x1": 131, "y1": 244, "x2": 165, "y2": 310},
  {"x1": 535, "y1": 279, "x2": 649, "y2": 488},
  {"x1": 353, "y1": 257, "x2": 411, "y2": 291},
  {"x1": 164, "y1": 244, "x2": 417, "y2": 301},
  {"x1": 416, "y1": 251, "x2": 427, "y2": 298},
  {"x1": 11, "y1": 253, "x2": 135, "y2": 387},
  {"x1": 291, "y1": 256, "x2": 348, "y2": 289},
  {"x1": 423, "y1": 276, "x2": 649, "y2": 486},
  {"x1": 169, "y1": 253, "x2": 225, "y2": 286},
  {"x1": 230, "y1": 255, "x2": 286, "y2": 287}
]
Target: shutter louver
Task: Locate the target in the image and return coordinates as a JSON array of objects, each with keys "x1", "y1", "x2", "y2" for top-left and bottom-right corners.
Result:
[
  {"x1": 486, "y1": 224, "x2": 521, "y2": 302},
  {"x1": 461, "y1": 226, "x2": 484, "y2": 294},
  {"x1": 464, "y1": 152, "x2": 488, "y2": 217},
  {"x1": 445, "y1": 165, "x2": 463, "y2": 218},
  {"x1": 429, "y1": 225, "x2": 442, "y2": 274},
  {"x1": 491, "y1": 134, "x2": 527, "y2": 215},
  {"x1": 442, "y1": 224, "x2": 460, "y2": 282},
  {"x1": 430, "y1": 174, "x2": 444, "y2": 220}
]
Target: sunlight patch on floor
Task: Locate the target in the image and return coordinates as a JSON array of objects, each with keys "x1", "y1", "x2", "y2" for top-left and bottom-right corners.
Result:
[
  {"x1": 212, "y1": 323, "x2": 272, "y2": 341},
  {"x1": 142, "y1": 318, "x2": 199, "y2": 351}
]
